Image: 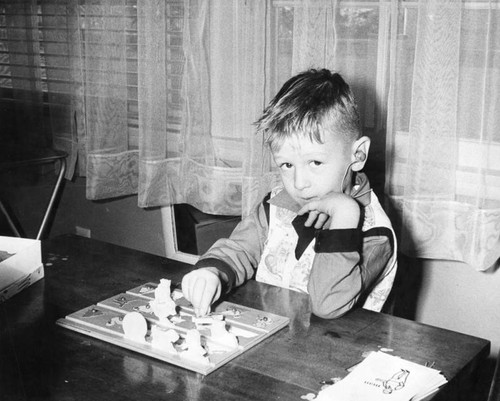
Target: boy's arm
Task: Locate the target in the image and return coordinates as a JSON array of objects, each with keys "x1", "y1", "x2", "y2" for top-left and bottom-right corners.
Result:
[
  {"x1": 195, "y1": 200, "x2": 269, "y2": 292},
  {"x1": 307, "y1": 229, "x2": 393, "y2": 319}
]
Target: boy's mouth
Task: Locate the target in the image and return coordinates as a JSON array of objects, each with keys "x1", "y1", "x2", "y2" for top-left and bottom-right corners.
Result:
[{"x1": 298, "y1": 196, "x2": 316, "y2": 203}]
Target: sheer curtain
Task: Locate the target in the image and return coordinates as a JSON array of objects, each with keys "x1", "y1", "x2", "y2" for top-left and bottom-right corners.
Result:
[
  {"x1": 83, "y1": 0, "x2": 136, "y2": 199},
  {"x1": 81, "y1": 0, "x2": 271, "y2": 213},
  {"x1": 137, "y1": 1, "x2": 270, "y2": 215},
  {"x1": 385, "y1": 0, "x2": 500, "y2": 271}
]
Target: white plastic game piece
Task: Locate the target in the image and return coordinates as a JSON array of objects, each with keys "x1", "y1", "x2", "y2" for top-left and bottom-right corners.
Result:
[
  {"x1": 209, "y1": 320, "x2": 239, "y2": 351},
  {"x1": 184, "y1": 329, "x2": 206, "y2": 354},
  {"x1": 122, "y1": 311, "x2": 148, "y2": 342},
  {"x1": 169, "y1": 315, "x2": 185, "y2": 324},
  {"x1": 150, "y1": 278, "x2": 177, "y2": 320},
  {"x1": 171, "y1": 290, "x2": 183, "y2": 301},
  {"x1": 180, "y1": 329, "x2": 210, "y2": 365},
  {"x1": 150, "y1": 325, "x2": 179, "y2": 354}
]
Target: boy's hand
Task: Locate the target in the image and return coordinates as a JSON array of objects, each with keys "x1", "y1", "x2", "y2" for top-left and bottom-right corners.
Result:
[
  {"x1": 297, "y1": 192, "x2": 361, "y2": 230},
  {"x1": 181, "y1": 267, "x2": 222, "y2": 317}
]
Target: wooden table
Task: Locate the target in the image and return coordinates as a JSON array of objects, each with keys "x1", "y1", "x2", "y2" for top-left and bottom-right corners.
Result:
[{"x1": 0, "y1": 234, "x2": 490, "y2": 400}]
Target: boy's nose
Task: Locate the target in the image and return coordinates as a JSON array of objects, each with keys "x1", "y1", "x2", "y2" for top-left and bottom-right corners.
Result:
[{"x1": 294, "y1": 169, "x2": 310, "y2": 190}]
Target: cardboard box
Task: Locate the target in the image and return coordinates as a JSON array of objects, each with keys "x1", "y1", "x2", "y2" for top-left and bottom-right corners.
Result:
[
  {"x1": 174, "y1": 204, "x2": 240, "y2": 255},
  {"x1": 0, "y1": 236, "x2": 43, "y2": 303},
  {"x1": 194, "y1": 217, "x2": 241, "y2": 255}
]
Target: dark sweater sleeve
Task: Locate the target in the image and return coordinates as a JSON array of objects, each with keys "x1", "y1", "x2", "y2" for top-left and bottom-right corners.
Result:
[{"x1": 307, "y1": 228, "x2": 393, "y2": 319}]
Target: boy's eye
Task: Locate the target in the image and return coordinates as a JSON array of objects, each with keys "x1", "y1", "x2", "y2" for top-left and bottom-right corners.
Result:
[
  {"x1": 280, "y1": 162, "x2": 293, "y2": 170},
  {"x1": 311, "y1": 160, "x2": 322, "y2": 167}
]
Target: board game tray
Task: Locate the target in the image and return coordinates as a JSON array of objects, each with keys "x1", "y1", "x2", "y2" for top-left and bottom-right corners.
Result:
[{"x1": 56, "y1": 281, "x2": 290, "y2": 375}]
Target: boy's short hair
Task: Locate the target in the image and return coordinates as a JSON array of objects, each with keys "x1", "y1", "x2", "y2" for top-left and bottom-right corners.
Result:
[{"x1": 255, "y1": 69, "x2": 361, "y2": 152}]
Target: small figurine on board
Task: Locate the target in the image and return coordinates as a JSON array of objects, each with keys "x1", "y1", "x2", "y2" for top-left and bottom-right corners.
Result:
[
  {"x1": 150, "y1": 279, "x2": 177, "y2": 321},
  {"x1": 210, "y1": 320, "x2": 239, "y2": 350},
  {"x1": 180, "y1": 329, "x2": 210, "y2": 365},
  {"x1": 122, "y1": 311, "x2": 148, "y2": 342},
  {"x1": 150, "y1": 325, "x2": 179, "y2": 354}
]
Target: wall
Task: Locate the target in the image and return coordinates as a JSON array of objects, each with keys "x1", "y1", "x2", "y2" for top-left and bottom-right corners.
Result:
[{"x1": 395, "y1": 255, "x2": 500, "y2": 359}]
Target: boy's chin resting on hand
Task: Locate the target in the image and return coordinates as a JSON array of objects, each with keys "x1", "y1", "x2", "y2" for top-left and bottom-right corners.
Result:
[{"x1": 297, "y1": 193, "x2": 361, "y2": 230}]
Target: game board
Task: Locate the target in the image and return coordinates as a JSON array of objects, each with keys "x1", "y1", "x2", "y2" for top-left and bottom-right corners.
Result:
[{"x1": 56, "y1": 281, "x2": 290, "y2": 375}]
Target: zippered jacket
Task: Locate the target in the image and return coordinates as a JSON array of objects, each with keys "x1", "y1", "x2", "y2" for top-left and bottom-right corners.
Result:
[{"x1": 196, "y1": 173, "x2": 397, "y2": 319}]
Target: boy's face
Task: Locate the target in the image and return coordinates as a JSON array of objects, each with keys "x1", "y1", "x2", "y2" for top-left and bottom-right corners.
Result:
[{"x1": 272, "y1": 133, "x2": 352, "y2": 207}]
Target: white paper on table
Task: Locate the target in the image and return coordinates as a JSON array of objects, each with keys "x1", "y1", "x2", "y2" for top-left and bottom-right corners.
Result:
[{"x1": 316, "y1": 351, "x2": 447, "y2": 401}]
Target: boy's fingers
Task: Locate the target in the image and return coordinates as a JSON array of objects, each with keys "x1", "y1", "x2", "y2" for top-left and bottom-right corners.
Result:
[
  {"x1": 181, "y1": 269, "x2": 221, "y2": 316},
  {"x1": 197, "y1": 285, "x2": 215, "y2": 317},
  {"x1": 190, "y1": 276, "x2": 207, "y2": 313},
  {"x1": 181, "y1": 275, "x2": 192, "y2": 303},
  {"x1": 304, "y1": 211, "x2": 319, "y2": 227},
  {"x1": 314, "y1": 213, "x2": 329, "y2": 229},
  {"x1": 200, "y1": 305, "x2": 211, "y2": 317},
  {"x1": 194, "y1": 275, "x2": 221, "y2": 317}
]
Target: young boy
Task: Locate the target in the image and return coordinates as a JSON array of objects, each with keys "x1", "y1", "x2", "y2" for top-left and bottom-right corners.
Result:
[{"x1": 182, "y1": 69, "x2": 397, "y2": 319}]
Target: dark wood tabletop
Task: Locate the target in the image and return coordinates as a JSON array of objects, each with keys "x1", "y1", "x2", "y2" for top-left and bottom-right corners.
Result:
[{"x1": 0, "y1": 234, "x2": 490, "y2": 401}]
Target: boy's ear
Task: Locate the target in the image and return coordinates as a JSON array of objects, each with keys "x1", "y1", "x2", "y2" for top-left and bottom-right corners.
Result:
[{"x1": 350, "y1": 136, "x2": 371, "y2": 172}]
